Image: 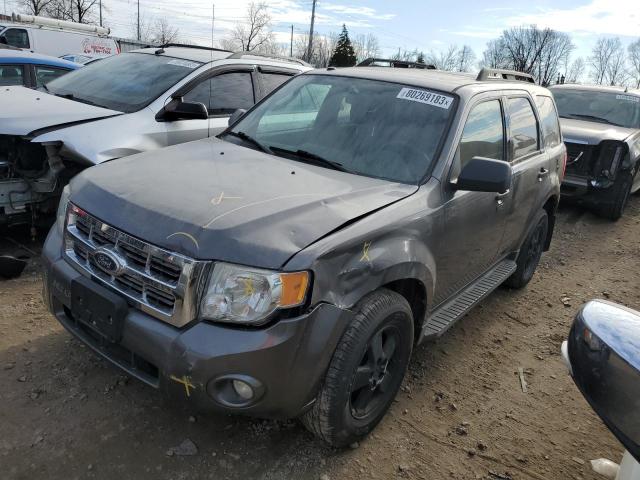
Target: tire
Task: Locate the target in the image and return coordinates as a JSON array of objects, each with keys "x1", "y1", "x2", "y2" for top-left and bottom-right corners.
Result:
[
  {"x1": 598, "y1": 171, "x2": 634, "y2": 221},
  {"x1": 504, "y1": 209, "x2": 549, "y2": 290},
  {"x1": 301, "y1": 289, "x2": 414, "y2": 447}
]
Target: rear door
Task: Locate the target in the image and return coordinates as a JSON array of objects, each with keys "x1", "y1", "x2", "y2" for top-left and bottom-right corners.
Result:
[{"x1": 498, "y1": 93, "x2": 552, "y2": 255}]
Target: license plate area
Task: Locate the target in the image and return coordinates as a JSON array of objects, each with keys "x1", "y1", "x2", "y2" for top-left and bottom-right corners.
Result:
[{"x1": 71, "y1": 277, "x2": 127, "y2": 343}]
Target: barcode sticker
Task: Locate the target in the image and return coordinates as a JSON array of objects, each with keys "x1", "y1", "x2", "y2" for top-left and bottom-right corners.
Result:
[
  {"x1": 616, "y1": 94, "x2": 640, "y2": 103},
  {"x1": 397, "y1": 88, "x2": 454, "y2": 109},
  {"x1": 167, "y1": 59, "x2": 200, "y2": 69}
]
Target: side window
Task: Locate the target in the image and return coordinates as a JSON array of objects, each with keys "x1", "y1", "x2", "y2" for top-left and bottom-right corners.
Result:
[
  {"x1": 184, "y1": 72, "x2": 254, "y2": 116},
  {"x1": 0, "y1": 65, "x2": 25, "y2": 86},
  {"x1": 2, "y1": 28, "x2": 30, "y2": 48},
  {"x1": 535, "y1": 95, "x2": 561, "y2": 148},
  {"x1": 507, "y1": 97, "x2": 539, "y2": 159},
  {"x1": 35, "y1": 66, "x2": 70, "y2": 88},
  {"x1": 261, "y1": 72, "x2": 293, "y2": 96},
  {"x1": 457, "y1": 100, "x2": 505, "y2": 174}
]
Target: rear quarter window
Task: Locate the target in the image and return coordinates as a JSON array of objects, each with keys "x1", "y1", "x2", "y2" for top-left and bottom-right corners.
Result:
[{"x1": 535, "y1": 95, "x2": 561, "y2": 148}]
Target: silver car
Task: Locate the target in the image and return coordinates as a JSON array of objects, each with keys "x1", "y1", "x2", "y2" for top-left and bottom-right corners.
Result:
[{"x1": 0, "y1": 45, "x2": 310, "y2": 228}]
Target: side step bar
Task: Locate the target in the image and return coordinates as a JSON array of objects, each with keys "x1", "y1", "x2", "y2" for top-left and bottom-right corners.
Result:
[{"x1": 419, "y1": 259, "x2": 517, "y2": 342}]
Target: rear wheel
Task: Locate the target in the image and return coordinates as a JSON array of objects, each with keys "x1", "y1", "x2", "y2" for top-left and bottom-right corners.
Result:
[
  {"x1": 504, "y1": 209, "x2": 548, "y2": 289},
  {"x1": 301, "y1": 289, "x2": 413, "y2": 447}
]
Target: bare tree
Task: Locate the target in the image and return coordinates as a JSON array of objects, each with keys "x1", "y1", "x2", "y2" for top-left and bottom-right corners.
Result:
[
  {"x1": 294, "y1": 32, "x2": 337, "y2": 67},
  {"x1": 151, "y1": 18, "x2": 179, "y2": 45},
  {"x1": 426, "y1": 45, "x2": 459, "y2": 71},
  {"x1": 18, "y1": 0, "x2": 53, "y2": 16},
  {"x1": 482, "y1": 39, "x2": 509, "y2": 69},
  {"x1": 42, "y1": 0, "x2": 97, "y2": 23},
  {"x1": 629, "y1": 39, "x2": 640, "y2": 89},
  {"x1": 566, "y1": 57, "x2": 585, "y2": 83},
  {"x1": 221, "y1": 2, "x2": 274, "y2": 53},
  {"x1": 71, "y1": 0, "x2": 97, "y2": 23},
  {"x1": 589, "y1": 37, "x2": 625, "y2": 85},
  {"x1": 456, "y1": 45, "x2": 476, "y2": 72},
  {"x1": 535, "y1": 31, "x2": 573, "y2": 86},
  {"x1": 352, "y1": 33, "x2": 380, "y2": 63}
]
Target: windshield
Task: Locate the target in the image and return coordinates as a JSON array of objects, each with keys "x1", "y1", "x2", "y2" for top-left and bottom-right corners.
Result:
[
  {"x1": 552, "y1": 89, "x2": 640, "y2": 129},
  {"x1": 46, "y1": 52, "x2": 203, "y2": 113},
  {"x1": 224, "y1": 74, "x2": 456, "y2": 184}
]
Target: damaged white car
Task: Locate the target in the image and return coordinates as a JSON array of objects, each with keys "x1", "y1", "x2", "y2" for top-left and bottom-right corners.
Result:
[{"x1": 0, "y1": 45, "x2": 310, "y2": 228}]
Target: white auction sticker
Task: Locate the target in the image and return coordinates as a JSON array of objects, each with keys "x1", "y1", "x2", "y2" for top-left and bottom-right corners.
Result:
[
  {"x1": 167, "y1": 59, "x2": 200, "y2": 69},
  {"x1": 616, "y1": 94, "x2": 640, "y2": 103},
  {"x1": 397, "y1": 88, "x2": 454, "y2": 109}
]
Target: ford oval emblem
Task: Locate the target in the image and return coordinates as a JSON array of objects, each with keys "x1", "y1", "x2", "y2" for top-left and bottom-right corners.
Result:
[{"x1": 92, "y1": 248, "x2": 126, "y2": 276}]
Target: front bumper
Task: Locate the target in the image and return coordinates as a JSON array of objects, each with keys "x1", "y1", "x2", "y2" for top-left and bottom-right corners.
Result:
[
  {"x1": 42, "y1": 227, "x2": 354, "y2": 419},
  {"x1": 561, "y1": 174, "x2": 616, "y2": 202}
]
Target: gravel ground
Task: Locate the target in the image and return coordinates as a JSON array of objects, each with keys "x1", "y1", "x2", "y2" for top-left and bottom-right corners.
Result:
[{"x1": 1, "y1": 197, "x2": 639, "y2": 480}]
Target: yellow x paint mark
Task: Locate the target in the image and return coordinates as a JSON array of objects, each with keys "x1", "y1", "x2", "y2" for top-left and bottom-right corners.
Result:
[
  {"x1": 170, "y1": 374, "x2": 195, "y2": 397},
  {"x1": 360, "y1": 241, "x2": 372, "y2": 262}
]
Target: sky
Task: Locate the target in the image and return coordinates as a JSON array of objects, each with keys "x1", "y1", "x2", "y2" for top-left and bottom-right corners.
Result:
[{"x1": 3, "y1": 0, "x2": 640, "y2": 65}]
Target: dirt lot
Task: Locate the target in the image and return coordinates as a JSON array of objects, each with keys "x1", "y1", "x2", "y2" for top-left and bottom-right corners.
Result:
[{"x1": 1, "y1": 197, "x2": 639, "y2": 480}]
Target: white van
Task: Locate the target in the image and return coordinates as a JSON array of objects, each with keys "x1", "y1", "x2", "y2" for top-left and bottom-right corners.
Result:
[{"x1": 0, "y1": 14, "x2": 118, "y2": 58}]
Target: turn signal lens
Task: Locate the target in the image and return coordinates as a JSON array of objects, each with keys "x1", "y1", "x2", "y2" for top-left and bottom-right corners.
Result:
[{"x1": 280, "y1": 271, "x2": 310, "y2": 307}]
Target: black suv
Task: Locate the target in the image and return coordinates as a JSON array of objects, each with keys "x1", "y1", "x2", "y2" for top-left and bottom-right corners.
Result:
[
  {"x1": 43, "y1": 67, "x2": 563, "y2": 446},
  {"x1": 550, "y1": 84, "x2": 640, "y2": 220}
]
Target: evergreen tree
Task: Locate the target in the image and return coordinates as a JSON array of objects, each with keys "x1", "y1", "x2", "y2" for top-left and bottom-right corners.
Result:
[{"x1": 329, "y1": 25, "x2": 357, "y2": 67}]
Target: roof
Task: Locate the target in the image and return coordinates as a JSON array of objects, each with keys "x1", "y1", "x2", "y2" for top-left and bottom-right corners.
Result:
[
  {"x1": 550, "y1": 83, "x2": 640, "y2": 96},
  {"x1": 131, "y1": 46, "x2": 311, "y2": 69},
  {"x1": 310, "y1": 67, "x2": 547, "y2": 95},
  {"x1": 0, "y1": 49, "x2": 81, "y2": 68}
]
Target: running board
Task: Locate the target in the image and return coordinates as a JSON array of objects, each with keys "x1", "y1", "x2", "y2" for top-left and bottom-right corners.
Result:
[{"x1": 420, "y1": 260, "x2": 517, "y2": 342}]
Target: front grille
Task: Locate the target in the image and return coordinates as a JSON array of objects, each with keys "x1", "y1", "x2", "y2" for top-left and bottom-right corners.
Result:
[{"x1": 64, "y1": 205, "x2": 208, "y2": 327}]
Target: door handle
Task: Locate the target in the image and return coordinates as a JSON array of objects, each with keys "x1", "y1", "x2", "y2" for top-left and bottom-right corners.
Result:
[
  {"x1": 495, "y1": 189, "x2": 510, "y2": 206},
  {"x1": 538, "y1": 168, "x2": 549, "y2": 181}
]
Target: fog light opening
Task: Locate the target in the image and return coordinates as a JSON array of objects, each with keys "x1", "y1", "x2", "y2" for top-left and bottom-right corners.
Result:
[{"x1": 232, "y1": 379, "x2": 254, "y2": 400}]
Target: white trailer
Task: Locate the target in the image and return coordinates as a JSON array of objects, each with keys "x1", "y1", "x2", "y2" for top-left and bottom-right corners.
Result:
[{"x1": 0, "y1": 14, "x2": 119, "y2": 58}]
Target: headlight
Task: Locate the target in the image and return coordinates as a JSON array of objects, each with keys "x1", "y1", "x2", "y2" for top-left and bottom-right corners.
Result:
[
  {"x1": 56, "y1": 185, "x2": 71, "y2": 235},
  {"x1": 200, "y1": 262, "x2": 310, "y2": 325}
]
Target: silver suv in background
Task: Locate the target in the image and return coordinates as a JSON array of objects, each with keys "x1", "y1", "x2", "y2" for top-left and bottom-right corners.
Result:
[{"x1": 0, "y1": 44, "x2": 311, "y2": 229}]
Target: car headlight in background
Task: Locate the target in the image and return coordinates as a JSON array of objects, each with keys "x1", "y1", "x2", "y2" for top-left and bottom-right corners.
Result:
[
  {"x1": 56, "y1": 184, "x2": 71, "y2": 235},
  {"x1": 200, "y1": 262, "x2": 310, "y2": 325}
]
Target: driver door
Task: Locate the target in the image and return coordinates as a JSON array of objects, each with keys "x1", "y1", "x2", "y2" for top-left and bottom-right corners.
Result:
[{"x1": 433, "y1": 97, "x2": 509, "y2": 305}]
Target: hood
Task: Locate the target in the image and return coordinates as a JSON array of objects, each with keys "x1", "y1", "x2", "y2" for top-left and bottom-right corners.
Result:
[
  {"x1": 71, "y1": 138, "x2": 418, "y2": 268},
  {"x1": 560, "y1": 118, "x2": 637, "y2": 145},
  {"x1": 0, "y1": 86, "x2": 121, "y2": 136}
]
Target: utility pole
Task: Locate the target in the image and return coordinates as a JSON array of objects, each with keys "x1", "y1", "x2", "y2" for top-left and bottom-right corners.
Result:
[
  {"x1": 137, "y1": 0, "x2": 140, "y2": 41},
  {"x1": 99, "y1": 0, "x2": 102, "y2": 27},
  {"x1": 306, "y1": 0, "x2": 316, "y2": 62},
  {"x1": 211, "y1": 4, "x2": 215, "y2": 48},
  {"x1": 290, "y1": 24, "x2": 293, "y2": 57}
]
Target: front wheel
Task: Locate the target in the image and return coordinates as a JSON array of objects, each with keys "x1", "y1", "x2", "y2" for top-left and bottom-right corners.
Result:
[
  {"x1": 598, "y1": 170, "x2": 635, "y2": 221},
  {"x1": 301, "y1": 289, "x2": 414, "y2": 447},
  {"x1": 504, "y1": 209, "x2": 549, "y2": 289}
]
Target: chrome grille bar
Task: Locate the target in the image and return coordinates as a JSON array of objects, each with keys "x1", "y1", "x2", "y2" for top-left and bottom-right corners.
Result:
[{"x1": 63, "y1": 204, "x2": 208, "y2": 328}]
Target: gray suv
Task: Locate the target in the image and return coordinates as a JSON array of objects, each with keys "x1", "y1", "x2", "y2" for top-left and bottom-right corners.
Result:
[{"x1": 42, "y1": 67, "x2": 563, "y2": 446}]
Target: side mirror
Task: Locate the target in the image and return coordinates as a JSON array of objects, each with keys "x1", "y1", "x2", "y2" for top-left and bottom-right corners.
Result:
[
  {"x1": 564, "y1": 300, "x2": 640, "y2": 463},
  {"x1": 453, "y1": 157, "x2": 512, "y2": 194},
  {"x1": 157, "y1": 97, "x2": 208, "y2": 121},
  {"x1": 0, "y1": 36, "x2": 7, "y2": 45},
  {"x1": 228, "y1": 108, "x2": 247, "y2": 127}
]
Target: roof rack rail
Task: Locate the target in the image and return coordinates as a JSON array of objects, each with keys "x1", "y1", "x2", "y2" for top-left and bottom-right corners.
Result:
[
  {"x1": 357, "y1": 58, "x2": 437, "y2": 70},
  {"x1": 226, "y1": 52, "x2": 311, "y2": 67},
  {"x1": 476, "y1": 68, "x2": 535, "y2": 84},
  {"x1": 159, "y1": 43, "x2": 231, "y2": 53}
]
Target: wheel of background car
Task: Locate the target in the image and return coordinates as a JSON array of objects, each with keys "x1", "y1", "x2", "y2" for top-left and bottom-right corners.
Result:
[
  {"x1": 504, "y1": 209, "x2": 549, "y2": 290},
  {"x1": 377, "y1": 142, "x2": 429, "y2": 181},
  {"x1": 301, "y1": 288, "x2": 413, "y2": 447},
  {"x1": 599, "y1": 170, "x2": 634, "y2": 221}
]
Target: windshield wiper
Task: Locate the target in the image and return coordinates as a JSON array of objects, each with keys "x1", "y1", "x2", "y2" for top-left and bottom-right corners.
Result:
[
  {"x1": 225, "y1": 130, "x2": 273, "y2": 154},
  {"x1": 270, "y1": 146, "x2": 351, "y2": 173},
  {"x1": 564, "y1": 114, "x2": 623, "y2": 127},
  {"x1": 53, "y1": 91, "x2": 105, "y2": 109}
]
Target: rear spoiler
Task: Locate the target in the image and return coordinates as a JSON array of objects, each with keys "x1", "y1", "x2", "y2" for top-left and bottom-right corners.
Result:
[
  {"x1": 358, "y1": 58, "x2": 436, "y2": 70},
  {"x1": 477, "y1": 68, "x2": 535, "y2": 84}
]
